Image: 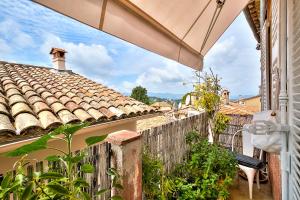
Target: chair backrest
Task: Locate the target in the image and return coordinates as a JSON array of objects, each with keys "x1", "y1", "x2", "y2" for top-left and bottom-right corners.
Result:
[{"x1": 242, "y1": 130, "x2": 254, "y2": 157}]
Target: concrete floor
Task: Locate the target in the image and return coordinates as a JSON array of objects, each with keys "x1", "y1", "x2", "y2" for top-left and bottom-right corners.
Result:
[{"x1": 230, "y1": 178, "x2": 273, "y2": 200}]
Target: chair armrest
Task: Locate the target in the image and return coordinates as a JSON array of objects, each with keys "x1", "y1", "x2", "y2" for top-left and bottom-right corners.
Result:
[{"x1": 231, "y1": 129, "x2": 243, "y2": 152}]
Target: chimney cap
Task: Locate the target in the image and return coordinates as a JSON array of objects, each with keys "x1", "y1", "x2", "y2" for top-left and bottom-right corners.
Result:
[
  {"x1": 222, "y1": 89, "x2": 230, "y2": 94},
  {"x1": 50, "y1": 48, "x2": 67, "y2": 55}
]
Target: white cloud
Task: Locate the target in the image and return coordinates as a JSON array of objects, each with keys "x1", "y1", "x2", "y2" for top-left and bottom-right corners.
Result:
[
  {"x1": 0, "y1": 19, "x2": 34, "y2": 49},
  {"x1": 40, "y1": 34, "x2": 115, "y2": 80},
  {"x1": 0, "y1": 39, "x2": 12, "y2": 56},
  {"x1": 122, "y1": 81, "x2": 135, "y2": 93},
  {"x1": 207, "y1": 36, "x2": 236, "y2": 58},
  {"x1": 204, "y1": 14, "x2": 260, "y2": 97},
  {"x1": 15, "y1": 32, "x2": 34, "y2": 48},
  {"x1": 122, "y1": 59, "x2": 194, "y2": 94}
]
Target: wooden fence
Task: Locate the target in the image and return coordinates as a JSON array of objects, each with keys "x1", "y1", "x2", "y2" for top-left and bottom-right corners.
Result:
[
  {"x1": 140, "y1": 113, "x2": 208, "y2": 173},
  {"x1": 81, "y1": 142, "x2": 111, "y2": 200},
  {"x1": 218, "y1": 115, "x2": 253, "y2": 153},
  {"x1": 24, "y1": 142, "x2": 112, "y2": 200}
]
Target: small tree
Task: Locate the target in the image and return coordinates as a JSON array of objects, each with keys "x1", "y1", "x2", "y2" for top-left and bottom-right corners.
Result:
[
  {"x1": 183, "y1": 69, "x2": 230, "y2": 143},
  {"x1": 130, "y1": 86, "x2": 150, "y2": 105}
]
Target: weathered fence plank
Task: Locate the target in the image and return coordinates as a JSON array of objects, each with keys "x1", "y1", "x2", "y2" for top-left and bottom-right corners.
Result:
[
  {"x1": 140, "y1": 113, "x2": 208, "y2": 173},
  {"x1": 218, "y1": 115, "x2": 253, "y2": 153},
  {"x1": 24, "y1": 142, "x2": 111, "y2": 200}
]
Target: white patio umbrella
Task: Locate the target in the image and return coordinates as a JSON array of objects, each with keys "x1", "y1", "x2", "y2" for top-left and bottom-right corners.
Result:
[{"x1": 33, "y1": 0, "x2": 249, "y2": 70}]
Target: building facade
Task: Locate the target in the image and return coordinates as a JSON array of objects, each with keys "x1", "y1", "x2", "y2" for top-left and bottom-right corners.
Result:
[{"x1": 246, "y1": 0, "x2": 300, "y2": 199}]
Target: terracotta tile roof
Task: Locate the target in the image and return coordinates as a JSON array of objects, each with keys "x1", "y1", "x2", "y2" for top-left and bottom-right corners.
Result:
[
  {"x1": 0, "y1": 61, "x2": 158, "y2": 144},
  {"x1": 244, "y1": 0, "x2": 260, "y2": 42},
  {"x1": 233, "y1": 95, "x2": 261, "y2": 102},
  {"x1": 220, "y1": 102, "x2": 257, "y2": 116},
  {"x1": 151, "y1": 101, "x2": 172, "y2": 108},
  {"x1": 176, "y1": 106, "x2": 200, "y2": 115}
]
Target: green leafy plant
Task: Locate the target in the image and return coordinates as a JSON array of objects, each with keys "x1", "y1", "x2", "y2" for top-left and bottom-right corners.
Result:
[
  {"x1": 182, "y1": 69, "x2": 230, "y2": 143},
  {"x1": 172, "y1": 133, "x2": 237, "y2": 200},
  {"x1": 0, "y1": 123, "x2": 122, "y2": 200},
  {"x1": 142, "y1": 149, "x2": 174, "y2": 200},
  {"x1": 213, "y1": 112, "x2": 231, "y2": 141},
  {"x1": 142, "y1": 131, "x2": 237, "y2": 200}
]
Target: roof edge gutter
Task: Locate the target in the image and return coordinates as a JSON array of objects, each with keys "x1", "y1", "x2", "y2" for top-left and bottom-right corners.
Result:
[
  {"x1": 0, "y1": 113, "x2": 161, "y2": 154},
  {"x1": 243, "y1": 8, "x2": 260, "y2": 42}
]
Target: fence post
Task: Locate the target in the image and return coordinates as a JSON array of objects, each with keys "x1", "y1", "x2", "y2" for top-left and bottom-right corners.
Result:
[{"x1": 107, "y1": 130, "x2": 142, "y2": 200}]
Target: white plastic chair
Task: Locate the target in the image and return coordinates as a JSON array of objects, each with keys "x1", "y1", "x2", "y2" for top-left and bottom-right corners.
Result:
[{"x1": 231, "y1": 130, "x2": 262, "y2": 199}]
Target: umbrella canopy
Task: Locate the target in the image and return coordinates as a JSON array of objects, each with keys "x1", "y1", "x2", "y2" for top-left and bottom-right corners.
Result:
[{"x1": 33, "y1": 0, "x2": 249, "y2": 70}]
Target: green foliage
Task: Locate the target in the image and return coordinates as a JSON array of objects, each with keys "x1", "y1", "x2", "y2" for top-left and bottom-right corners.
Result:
[
  {"x1": 142, "y1": 131, "x2": 237, "y2": 200},
  {"x1": 181, "y1": 92, "x2": 193, "y2": 105},
  {"x1": 185, "y1": 130, "x2": 202, "y2": 146},
  {"x1": 0, "y1": 123, "x2": 122, "y2": 200},
  {"x1": 193, "y1": 71, "x2": 221, "y2": 118},
  {"x1": 108, "y1": 168, "x2": 124, "y2": 190},
  {"x1": 81, "y1": 164, "x2": 95, "y2": 173},
  {"x1": 212, "y1": 113, "x2": 231, "y2": 142},
  {"x1": 182, "y1": 69, "x2": 230, "y2": 143},
  {"x1": 85, "y1": 135, "x2": 108, "y2": 146},
  {"x1": 130, "y1": 86, "x2": 150, "y2": 105},
  {"x1": 174, "y1": 134, "x2": 237, "y2": 200},
  {"x1": 142, "y1": 149, "x2": 174, "y2": 199},
  {"x1": 142, "y1": 149, "x2": 163, "y2": 199}
]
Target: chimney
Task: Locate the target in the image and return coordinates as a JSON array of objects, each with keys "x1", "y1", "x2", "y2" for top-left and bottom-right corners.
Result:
[
  {"x1": 50, "y1": 48, "x2": 67, "y2": 71},
  {"x1": 222, "y1": 89, "x2": 230, "y2": 105}
]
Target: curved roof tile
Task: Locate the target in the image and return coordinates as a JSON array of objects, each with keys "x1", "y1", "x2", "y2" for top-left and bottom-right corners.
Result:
[
  {"x1": 87, "y1": 108, "x2": 106, "y2": 121},
  {"x1": 74, "y1": 109, "x2": 94, "y2": 122},
  {"x1": 7, "y1": 88, "x2": 22, "y2": 98},
  {"x1": 0, "y1": 114, "x2": 15, "y2": 135},
  {"x1": 0, "y1": 96, "x2": 7, "y2": 107},
  {"x1": 57, "y1": 109, "x2": 80, "y2": 124},
  {"x1": 0, "y1": 62, "x2": 158, "y2": 144},
  {"x1": 32, "y1": 101, "x2": 51, "y2": 114},
  {"x1": 51, "y1": 102, "x2": 66, "y2": 113},
  {"x1": 15, "y1": 113, "x2": 42, "y2": 134},
  {"x1": 38, "y1": 110, "x2": 62, "y2": 129},
  {"x1": 0, "y1": 103, "x2": 10, "y2": 116},
  {"x1": 9, "y1": 95, "x2": 27, "y2": 106},
  {"x1": 11, "y1": 102, "x2": 34, "y2": 117}
]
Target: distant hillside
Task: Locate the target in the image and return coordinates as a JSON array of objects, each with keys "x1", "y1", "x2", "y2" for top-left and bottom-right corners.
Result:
[
  {"x1": 230, "y1": 94, "x2": 259, "y2": 101},
  {"x1": 148, "y1": 92, "x2": 183, "y2": 100},
  {"x1": 123, "y1": 92, "x2": 258, "y2": 102}
]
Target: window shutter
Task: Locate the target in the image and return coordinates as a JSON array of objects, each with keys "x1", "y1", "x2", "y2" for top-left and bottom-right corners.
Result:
[
  {"x1": 261, "y1": 22, "x2": 269, "y2": 111},
  {"x1": 290, "y1": 0, "x2": 300, "y2": 199},
  {"x1": 271, "y1": 0, "x2": 280, "y2": 111}
]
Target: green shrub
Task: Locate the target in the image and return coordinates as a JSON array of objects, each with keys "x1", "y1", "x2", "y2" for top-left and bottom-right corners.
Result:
[
  {"x1": 142, "y1": 131, "x2": 238, "y2": 200},
  {"x1": 142, "y1": 149, "x2": 174, "y2": 200},
  {"x1": 171, "y1": 139, "x2": 237, "y2": 200},
  {"x1": 142, "y1": 149, "x2": 163, "y2": 199}
]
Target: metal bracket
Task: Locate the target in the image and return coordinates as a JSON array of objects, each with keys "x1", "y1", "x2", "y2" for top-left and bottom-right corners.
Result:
[
  {"x1": 281, "y1": 151, "x2": 291, "y2": 173},
  {"x1": 288, "y1": 152, "x2": 291, "y2": 173},
  {"x1": 243, "y1": 120, "x2": 290, "y2": 135}
]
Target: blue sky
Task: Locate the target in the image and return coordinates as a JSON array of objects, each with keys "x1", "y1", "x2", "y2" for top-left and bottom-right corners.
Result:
[{"x1": 0, "y1": 0, "x2": 260, "y2": 98}]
